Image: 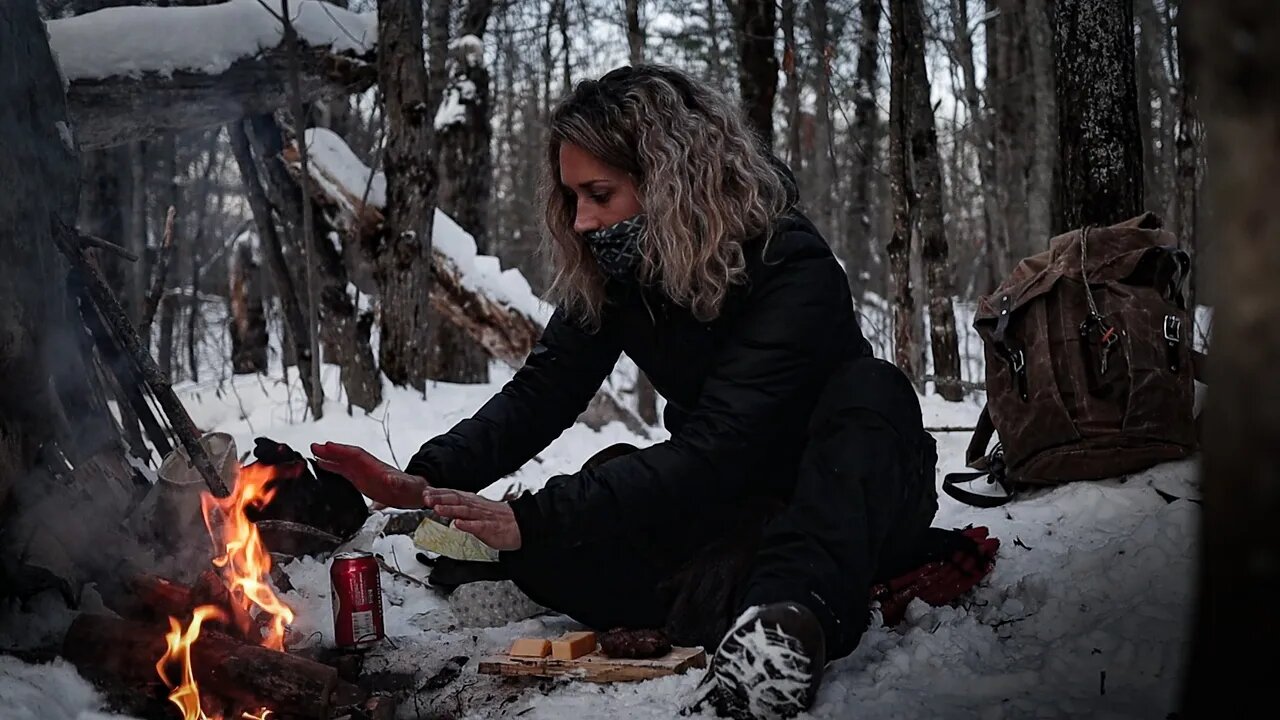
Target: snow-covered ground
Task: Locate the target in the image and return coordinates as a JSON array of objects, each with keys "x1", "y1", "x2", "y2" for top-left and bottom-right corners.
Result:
[{"x1": 0, "y1": 346, "x2": 1201, "y2": 719}]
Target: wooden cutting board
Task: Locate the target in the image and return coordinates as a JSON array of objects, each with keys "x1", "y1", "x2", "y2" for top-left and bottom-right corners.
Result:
[{"x1": 478, "y1": 646, "x2": 707, "y2": 683}]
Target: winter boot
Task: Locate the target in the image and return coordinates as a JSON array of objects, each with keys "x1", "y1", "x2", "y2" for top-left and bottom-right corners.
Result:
[{"x1": 686, "y1": 601, "x2": 826, "y2": 720}]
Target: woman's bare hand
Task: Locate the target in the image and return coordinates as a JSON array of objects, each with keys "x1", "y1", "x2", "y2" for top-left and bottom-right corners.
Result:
[
  {"x1": 422, "y1": 487, "x2": 522, "y2": 551},
  {"x1": 310, "y1": 442, "x2": 428, "y2": 509}
]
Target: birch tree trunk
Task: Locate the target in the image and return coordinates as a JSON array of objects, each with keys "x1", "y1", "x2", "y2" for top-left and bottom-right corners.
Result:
[
  {"x1": 1181, "y1": 0, "x2": 1280, "y2": 709},
  {"x1": 1053, "y1": 0, "x2": 1144, "y2": 231},
  {"x1": 377, "y1": 0, "x2": 438, "y2": 392}
]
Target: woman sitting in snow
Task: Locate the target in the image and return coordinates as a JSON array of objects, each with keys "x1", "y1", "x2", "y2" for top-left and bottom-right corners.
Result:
[{"x1": 312, "y1": 64, "x2": 972, "y2": 719}]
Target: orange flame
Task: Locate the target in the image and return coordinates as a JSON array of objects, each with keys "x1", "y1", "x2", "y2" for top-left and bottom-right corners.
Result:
[
  {"x1": 199, "y1": 462, "x2": 295, "y2": 650},
  {"x1": 155, "y1": 462, "x2": 294, "y2": 719}
]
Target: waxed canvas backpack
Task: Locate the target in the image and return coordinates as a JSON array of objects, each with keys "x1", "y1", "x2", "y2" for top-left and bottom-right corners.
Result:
[{"x1": 944, "y1": 213, "x2": 1205, "y2": 507}]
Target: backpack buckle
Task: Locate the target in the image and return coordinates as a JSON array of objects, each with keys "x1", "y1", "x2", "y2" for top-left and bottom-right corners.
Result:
[
  {"x1": 1164, "y1": 315, "x2": 1183, "y2": 372},
  {"x1": 1009, "y1": 348, "x2": 1025, "y2": 374}
]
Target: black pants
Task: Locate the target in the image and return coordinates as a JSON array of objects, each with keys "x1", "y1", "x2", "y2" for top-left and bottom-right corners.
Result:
[{"x1": 498, "y1": 357, "x2": 938, "y2": 660}]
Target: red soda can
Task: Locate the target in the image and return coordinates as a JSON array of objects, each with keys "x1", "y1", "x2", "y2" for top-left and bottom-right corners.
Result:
[{"x1": 330, "y1": 551, "x2": 385, "y2": 648}]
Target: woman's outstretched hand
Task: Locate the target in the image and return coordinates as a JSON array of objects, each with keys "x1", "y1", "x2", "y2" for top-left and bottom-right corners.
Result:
[
  {"x1": 422, "y1": 488, "x2": 522, "y2": 551},
  {"x1": 310, "y1": 442, "x2": 429, "y2": 509}
]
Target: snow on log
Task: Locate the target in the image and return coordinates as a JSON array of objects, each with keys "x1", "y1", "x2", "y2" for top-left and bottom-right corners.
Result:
[
  {"x1": 284, "y1": 128, "x2": 550, "y2": 366},
  {"x1": 47, "y1": 0, "x2": 379, "y2": 149}
]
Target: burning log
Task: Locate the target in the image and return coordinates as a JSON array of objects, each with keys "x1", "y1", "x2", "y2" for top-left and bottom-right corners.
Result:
[{"x1": 63, "y1": 613, "x2": 356, "y2": 719}]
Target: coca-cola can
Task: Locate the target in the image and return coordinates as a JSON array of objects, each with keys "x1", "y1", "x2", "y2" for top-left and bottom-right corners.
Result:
[{"x1": 330, "y1": 551, "x2": 384, "y2": 648}]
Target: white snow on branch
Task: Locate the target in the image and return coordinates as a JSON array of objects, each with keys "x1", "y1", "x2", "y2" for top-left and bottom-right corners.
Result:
[
  {"x1": 46, "y1": 0, "x2": 377, "y2": 82},
  {"x1": 450, "y1": 34, "x2": 486, "y2": 68},
  {"x1": 302, "y1": 128, "x2": 550, "y2": 324},
  {"x1": 434, "y1": 78, "x2": 476, "y2": 130}
]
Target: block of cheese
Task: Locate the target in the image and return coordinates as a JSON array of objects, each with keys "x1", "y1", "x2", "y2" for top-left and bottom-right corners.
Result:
[
  {"x1": 551, "y1": 631, "x2": 598, "y2": 661},
  {"x1": 509, "y1": 638, "x2": 551, "y2": 658}
]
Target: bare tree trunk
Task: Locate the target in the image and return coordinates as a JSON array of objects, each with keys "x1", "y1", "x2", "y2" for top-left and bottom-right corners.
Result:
[
  {"x1": 1027, "y1": 0, "x2": 1057, "y2": 248},
  {"x1": 781, "y1": 0, "x2": 802, "y2": 169},
  {"x1": 1137, "y1": 0, "x2": 1174, "y2": 220},
  {"x1": 1053, "y1": 0, "x2": 1144, "y2": 231},
  {"x1": 377, "y1": 0, "x2": 438, "y2": 392},
  {"x1": 1172, "y1": 0, "x2": 1200, "y2": 317},
  {"x1": 158, "y1": 293, "x2": 177, "y2": 380},
  {"x1": 900, "y1": 0, "x2": 963, "y2": 400},
  {"x1": 847, "y1": 0, "x2": 882, "y2": 297},
  {"x1": 228, "y1": 120, "x2": 317, "y2": 405},
  {"x1": 228, "y1": 238, "x2": 268, "y2": 374},
  {"x1": 128, "y1": 141, "x2": 148, "y2": 327},
  {"x1": 281, "y1": 0, "x2": 324, "y2": 420},
  {"x1": 1181, "y1": 0, "x2": 1280, "y2": 709},
  {"x1": 888, "y1": 0, "x2": 920, "y2": 388},
  {"x1": 626, "y1": 0, "x2": 644, "y2": 65},
  {"x1": 187, "y1": 245, "x2": 199, "y2": 382},
  {"x1": 244, "y1": 113, "x2": 379, "y2": 410},
  {"x1": 807, "y1": 0, "x2": 839, "y2": 237},
  {"x1": 705, "y1": 0, "x2": 726, "y2": 89},
  {"x1": 434, "y1": 0, "x2": 496, "y2": 385},
  {"x1": 732, "y1": 0, "x2": 778, "y2": 147},
  {"x1": 558, "y1": 0, "x2": 568, "y2": 94},
  {"x1": 951, "y1": 0, "x2": 1000, "y2": 289}
]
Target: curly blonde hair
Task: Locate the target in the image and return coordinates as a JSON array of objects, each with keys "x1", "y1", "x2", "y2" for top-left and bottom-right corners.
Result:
[{"x1": 541, "y1": 64, "x2": 792, "y2": 327}]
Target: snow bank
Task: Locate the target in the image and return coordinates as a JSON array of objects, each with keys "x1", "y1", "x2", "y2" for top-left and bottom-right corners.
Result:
[
  {"x1": 0, "y1": 655, "x2": 137, "y2": 720},
  {"x1": 46, "y1": 0, "x2": 377, "y2": 82},
  {"x1": 303, "y1": 128, "x2": 551, "y2": 324}
]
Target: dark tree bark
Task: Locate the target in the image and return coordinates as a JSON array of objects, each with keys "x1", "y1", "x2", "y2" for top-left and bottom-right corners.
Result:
[
  {"x1": 900, "y1": 0, "x2": 962, "y2": 400},
  {"x1": 378, "y1": 0, "x2": 438, "y2": 391},
  {"x1": 950, "y1": 0, "x2": 999, "y2": 288},
  {"x1": 247, "y1": 114, "x2": 381, "y2": 411},
  {"x1": 732, "y1": 0, "x2": 778, "y2": 147},
  {"x1": 807, "y1": 0, "x2": 839, "y2": 237},
  {"x1": 228, "y1": 239, "x2": 268, "y2": 375},
  {"x1": 0, "y1": 0, "x2": 96, "y2": 513},
  {"x1": 1053, "y1": 0, "x2": 1144, "y2": 231},
  {"x1": 780, "y1": 0, "x2": 802, "y2": 169},
  {"x1": 1172, "y1": 0, "x2": 1201, "y2": 316},
  {"x1": 1182, "y1": 0, "x2": 1280, "y2": 710},
  {"x1": 433, "y1": 0, "x2": 495, "y2": 384},
  {"x1": 228, "y1": 121, "x2": 318, "y2": 405},
  {"x1": 887, "y1": 0, "x2": 920, "y2": 388},
  {"x1": 626, "y1": 0, "x2": 644, "y2": 65},
  {"x1": 157, "y1": 293, "x2": 176, "y2": 380},
  {"x1": 847, "y1": 0, "x2": 883, "y2": 296}
]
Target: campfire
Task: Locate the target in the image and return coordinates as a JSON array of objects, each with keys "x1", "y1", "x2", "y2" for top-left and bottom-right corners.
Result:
[
  {"x1": 60, "y1": 459, "x2": 388, "y2": 720},
  {"x1": 153, "y1": 462, "x2": 292, "y2": 720}
]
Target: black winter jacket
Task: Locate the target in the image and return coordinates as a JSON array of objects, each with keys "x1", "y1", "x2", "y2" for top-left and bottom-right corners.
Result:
[{"x1": 405, "y1": 211, "x2": 872, "y2": 551}]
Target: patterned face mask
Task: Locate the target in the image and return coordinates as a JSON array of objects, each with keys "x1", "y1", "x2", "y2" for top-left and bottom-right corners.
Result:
[{"x1": 583, "y1": 214, "x2": 645, "y2": 280}]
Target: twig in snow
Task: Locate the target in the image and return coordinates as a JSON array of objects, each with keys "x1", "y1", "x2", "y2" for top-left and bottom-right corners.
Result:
[{"x1": 378, "y1": 404, "x2": 400, "y2": 466}]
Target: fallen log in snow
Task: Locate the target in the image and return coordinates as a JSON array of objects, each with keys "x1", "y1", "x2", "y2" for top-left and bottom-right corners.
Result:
[
  {"x1": 282, "y1": 128, "x2": 550, "y2": 367},
  {"x1": 47, "y1": 0, "x2": 378, "y2": 149}
]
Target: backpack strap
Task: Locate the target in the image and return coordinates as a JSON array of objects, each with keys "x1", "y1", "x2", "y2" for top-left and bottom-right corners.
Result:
[{"x1": 943, "y1": 406, "x2": 1017, "y2": 507}]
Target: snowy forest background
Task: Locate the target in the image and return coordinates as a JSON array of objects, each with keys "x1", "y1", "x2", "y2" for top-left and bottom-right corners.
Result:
[
  {"x1": 10, "y1": 0, "x2": 1278, "y2": 717},
  {"x1": 39, "y1": 0, "x2": 1206, "y2": 416}
]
